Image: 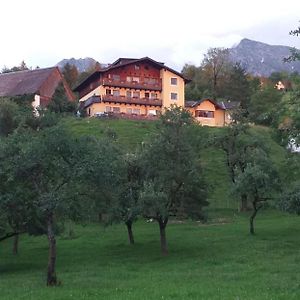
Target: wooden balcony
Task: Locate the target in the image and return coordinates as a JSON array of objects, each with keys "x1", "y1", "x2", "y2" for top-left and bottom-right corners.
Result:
[
  {"x1": 102, "y1": 95, "x2": 162, "y2": 107},
  {"x1": 102, "y1": 78, "x2": 162, "y2": 91}
]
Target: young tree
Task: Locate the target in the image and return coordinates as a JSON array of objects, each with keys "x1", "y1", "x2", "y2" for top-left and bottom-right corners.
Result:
[
  {"x1": 233, "y1": 148, "x2": 279, "y2": 234},
  {"x1": 3, "y1": 126, "x2": 90, "y2": 285},
  {"x1": 139, "y1": 106, "x2": 208, "y2": 255},
  {"x1": 111, "y1": 154, "x2": 142, "y2": 245}
]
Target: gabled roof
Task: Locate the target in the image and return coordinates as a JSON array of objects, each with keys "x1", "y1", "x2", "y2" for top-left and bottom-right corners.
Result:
[
  {"x1": 0, "y1": 67, "x2": 57, "y2": 97},
  {"x1": 74, "y1": 57, "x2": 187, "y2": 92},
  {"x1": 185, "y1": 98, "x2": 225, "y2": 110},
  {"x1": 218, "y1": 100, "x2": 240, "y2": 110},
  {"x1": 185, "y1": 99, "x2": 240, "y2": 110}
]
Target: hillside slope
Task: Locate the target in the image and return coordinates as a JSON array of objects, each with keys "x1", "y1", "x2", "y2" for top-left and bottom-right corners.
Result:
[{"x1": 63, "y1": 118, "x2": 288, "y2": 209}]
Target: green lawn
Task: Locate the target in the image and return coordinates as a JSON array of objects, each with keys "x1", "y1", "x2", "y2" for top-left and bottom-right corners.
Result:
[
  {"x1": 1, "y1": 211, "x2": 300, "y2": 300},
  {"x1": 62, "y1": 117, "x2": 157, "y2": 151},
  {"x1": 62, "y1": 117, "x2": 289, "y2": 209}
]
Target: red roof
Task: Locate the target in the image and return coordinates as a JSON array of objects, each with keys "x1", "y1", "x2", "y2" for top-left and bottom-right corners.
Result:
[
  {"x1": 0, "y1": 67, "x2": 56, "y2": 97},
  {"x1": 0, "y1": 67, "x2": 75, "y2": 104}
]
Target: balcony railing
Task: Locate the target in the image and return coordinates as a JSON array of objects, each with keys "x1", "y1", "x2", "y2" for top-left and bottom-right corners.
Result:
[
  {"x1": 102, "y1": 95, "x2": 162, "y2": 106},
  {"x1": 102, "y1": 78, "x2": 162, "y2": 91}
]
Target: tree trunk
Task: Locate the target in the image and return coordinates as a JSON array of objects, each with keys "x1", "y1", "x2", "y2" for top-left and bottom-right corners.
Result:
[
  {"x1": 12, "y1": 233, "x2": 19, "y2": 255},
  {"x1": 125, "y1": 220, "x2": 134, "y2": 245},
  {"x1": 250, "y1": 202, "x2": 259, "y2": 235},
  {"x1": 240, "y1": 194, "x2": 249, "y2": 212},
  {"x1": 158, "y1": 218, "x2": 168, "y2": 256},
  {"x1": 47, "y1": 213, "x2": 57, "y2": 286}
]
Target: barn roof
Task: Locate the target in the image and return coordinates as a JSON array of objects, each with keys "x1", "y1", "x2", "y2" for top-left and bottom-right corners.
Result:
[{"x1": 0, "y1": 67, "x2": 57, "y2": 97}]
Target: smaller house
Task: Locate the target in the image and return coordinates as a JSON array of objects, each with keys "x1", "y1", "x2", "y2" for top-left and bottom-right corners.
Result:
[
  {"x1": 0, "y1": 67, "x2": 75, "y2": 108},
  {"x1": 185, "y1": 99, "x2": 239, "y2": 127}
]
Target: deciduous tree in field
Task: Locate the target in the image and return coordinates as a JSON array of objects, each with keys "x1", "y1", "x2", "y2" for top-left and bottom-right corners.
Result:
[
  {"x1": 1, "y1": 126, "x2": 90, "y2": 286},
  {"x1": 108, "y1": 153, "x2": 142, "y2": 245},
  {"x1": 139, "y1": 106, "x2": 208, "y2": 255},
  {"x1": 232, "y1": 147, "x2": 280, "y2": 234}
]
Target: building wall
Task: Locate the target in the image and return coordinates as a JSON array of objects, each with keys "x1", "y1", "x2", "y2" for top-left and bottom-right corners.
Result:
[
  {"x1": 78, "y1": 75, "x2": 101, "y2": 99},
  {"x1": 87, "y1": 102, "x2": 160, "y2": 116},
  {"x1": 79, "y1": 86, "x2": 104, "y2": 102},
  {"x1": 215, "y1": 109, "x2": 225, "y2": 126},
  {"x1": 104, "y1": 62, "x2": 161, "y2": 82},
  {"x1": 187, "y1": 100, "x2": 225, "y2": 127},
  {"x1": 160, "y1": 69, "x2": 185, "y2": 108}
]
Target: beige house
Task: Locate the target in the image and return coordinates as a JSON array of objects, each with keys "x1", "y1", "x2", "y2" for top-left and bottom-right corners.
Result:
[
  {"x1": 74, "y1": 57, "x2": 187, "y2": 117},
  {"x1": 186, "y1": 99, "x2": 239, "y2": 127}
]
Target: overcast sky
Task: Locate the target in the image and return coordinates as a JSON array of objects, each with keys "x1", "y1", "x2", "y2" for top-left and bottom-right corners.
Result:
[{"x1": 1, "y1": 0, "x2": 300, "y2": 71}]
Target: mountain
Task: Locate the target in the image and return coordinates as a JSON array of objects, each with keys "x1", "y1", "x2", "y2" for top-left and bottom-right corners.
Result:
[
  {"x1": 229, "y1": 39, "x2": 300, "y2": 77},
  {"x1": 56, "y1": 57, "x2": 99, "y2": 73}
]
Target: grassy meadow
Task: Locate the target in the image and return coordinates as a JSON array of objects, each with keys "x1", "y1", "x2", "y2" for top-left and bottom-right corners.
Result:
[
  {"x1": 2, "y1": 117, "x2": 299, "y2": 299},
  {"x1": 1, "y1": 211, "x2": 300, "y2": 300}
]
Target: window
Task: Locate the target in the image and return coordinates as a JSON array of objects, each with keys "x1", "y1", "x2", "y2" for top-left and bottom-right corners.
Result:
[
  {"x1": 150, "y1": 92, "x2": 157, "y2": 99},
  {"x1": 88, "y1": 108, "x2": 91, "y2": 116},
  {"x1": 113, "y1": 107, "x2": 121, "y2": 113},
  {"x1": 144, "y1": 77, "x2": 149, "y2": 83},
  {"x1": 112, "y1": 74, "x2": 120, "y2": 81},
  {"x1": 149, "y1": 78, "x2": 158, "y2": 84},
  {"x1": 195, "y1": 110, "x2": 214, "y2": 118},
  {"x1": 132, "y1": 91, "x2": 140, "y2": 98},
  {"x1": 171, "y1": 77, "x2": 177, "y2": 85},
  {"x1": 134, "y1": 65, "x2": 140, "y2": 70},
  {"x1": 126, "y1": 76, "x2": 140, "y2": 83},
  {"x1": 145, "y1": 92, "x2": 150, "y2": 98},
  {"x1": 171, "y1": 93, "x2": 178, "y2": 100},
  {"x1": 126, "y1": 108, "x2": 133, "y2": 114},
  {"x1": 126, "y1": 90, "x2": 132, "y2": 98},
  {"x1": 133, "y1": 108, "x2": 140, "y2": 115},
  {"x1": 106, "y1": 89, "x2": 112, "y2": 95},
  {"x1": 113, "y1": 89, "x2": 120, "y2": 96},
  {"x1": 105, "y1": 106, "x2": 112, "y2": 112}
]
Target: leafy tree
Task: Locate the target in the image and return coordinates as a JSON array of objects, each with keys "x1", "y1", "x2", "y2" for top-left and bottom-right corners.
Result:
[
  {"x1": 216, "y1": 122, "x2": 251, "y2": 211},
  {"x1": 47, "y1": 83, "x2": 76, "y2": 114},
  {"x1": 249, "y1": 86, "x2": 282, "y2": 125},
  {"x1": 223, "y1": 63, "x2": 251, "y2": 109},
  {"x1": 279, "y1": 182, "x2": 300, "y2": 215},
  {"x1": 233, "y1": 150, "x2": 280, "y2": 234},
  {"x1": 62, "y1": 63, "x2": 79, "y2": 89},
  {"x1": 201, "y1": 47, "x2": 231, "y2": 98},
  {"x1": 0, "y1": 132, "x2": 37, "y2": 253},
  {"x1": 2, "y1": 126, "x2": 90, "y2": 285},
  {"x1": 182, "y1": 64, "x2": 207, "y2": 100},
  {"x1": 284, "y1": 24, "x2": 300, "y2": 62},
  {"x1": 139, "y1": 106, "x2": 208, "y2": 255},
  {"x1": 114, "y1": 154, "x2": 142, "y2": 244},
  {"x1": 0, "y1": 99, "x2": 19, "y2": 136}
]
